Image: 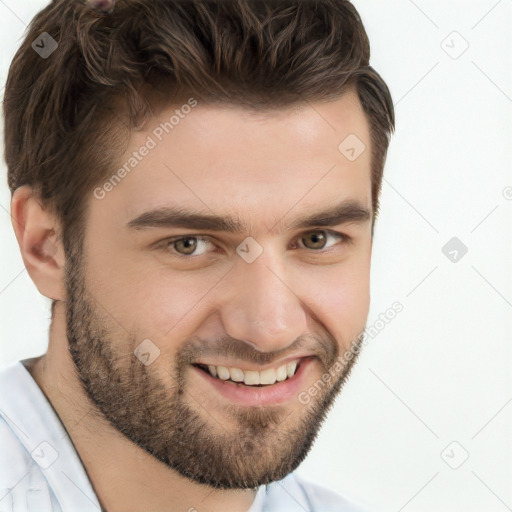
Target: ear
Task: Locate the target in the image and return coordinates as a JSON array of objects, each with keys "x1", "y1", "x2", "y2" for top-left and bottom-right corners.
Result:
[{"x1": 10, "y1": 185, "x2": 66, "y2": 301}]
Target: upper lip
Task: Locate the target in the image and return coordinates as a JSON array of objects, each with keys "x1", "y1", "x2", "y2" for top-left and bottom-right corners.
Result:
[{"x1": 193, "y1": 354, "x2": 313, "y2": 372}]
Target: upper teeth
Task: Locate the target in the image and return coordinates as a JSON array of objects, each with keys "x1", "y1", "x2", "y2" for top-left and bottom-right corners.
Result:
[{"x1": 206, "y1": 361, "x2": 298, "y2": 386}]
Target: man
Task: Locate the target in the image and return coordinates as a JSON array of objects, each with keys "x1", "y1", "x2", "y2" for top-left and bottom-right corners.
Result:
[{"x1": 0, "y1": 0, "x2": 394, "y2": 510}]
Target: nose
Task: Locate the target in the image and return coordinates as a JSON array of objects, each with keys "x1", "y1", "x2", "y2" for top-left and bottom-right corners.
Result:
[{"x1": 219, "y1": 248, "x2": 308, "y2": 353}]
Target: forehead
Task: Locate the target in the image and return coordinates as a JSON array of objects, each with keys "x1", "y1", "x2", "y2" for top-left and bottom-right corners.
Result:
[{"x1": 93, "y1": 91, "x2": 372, "y2": 229}]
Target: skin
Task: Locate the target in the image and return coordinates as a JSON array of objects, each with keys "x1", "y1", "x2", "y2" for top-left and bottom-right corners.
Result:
[{"x1": 11, "y1": 88, "x2": 373, "y2": 512}]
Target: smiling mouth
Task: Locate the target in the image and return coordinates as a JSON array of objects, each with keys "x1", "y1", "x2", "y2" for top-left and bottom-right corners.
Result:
[{"x1": 192, "y1": 359, "x2": 303, "y2": 387}]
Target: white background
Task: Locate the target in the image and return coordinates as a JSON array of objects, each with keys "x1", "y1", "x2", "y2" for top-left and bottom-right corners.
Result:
[{"x1": 1, "y1": 1, "x2": 511, "y2": 511}]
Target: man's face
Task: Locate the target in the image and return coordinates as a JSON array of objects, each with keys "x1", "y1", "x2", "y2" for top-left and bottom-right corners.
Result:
[{"x1": 66, "y1": 90, "x2": 373, "y2": 489}]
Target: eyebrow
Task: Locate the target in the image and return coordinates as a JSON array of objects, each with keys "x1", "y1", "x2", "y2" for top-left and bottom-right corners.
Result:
[{"x1": 126, "y1": 199, "x2": 371, "y2": 234}]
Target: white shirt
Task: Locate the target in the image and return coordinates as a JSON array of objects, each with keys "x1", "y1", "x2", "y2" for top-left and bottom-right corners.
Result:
[{"x1": 0, "y1": 361, "x2": 369, "y2": 511}]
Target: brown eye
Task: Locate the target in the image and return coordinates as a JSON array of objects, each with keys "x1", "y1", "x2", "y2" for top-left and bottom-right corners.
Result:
[
  {"x1": 166, "y1": 236, "x2": 215, "y2": 256},
  {"x1": 300, "y1": 231, "x2": 328, "y2": 250},
  {"x1": 161, "y1": 236, "x2": 216, "y2": 259},
  {"x1": 173, "y1": 237, "x2": 199, "y2": 255},
  {"x1": 296, "y1": 230, "x2": 351, "y2": 251}
]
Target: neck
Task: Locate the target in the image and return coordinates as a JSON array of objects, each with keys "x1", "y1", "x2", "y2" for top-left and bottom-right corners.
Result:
[{"x1": 25, "y1": 303, "x2": 257, "y2": 512}]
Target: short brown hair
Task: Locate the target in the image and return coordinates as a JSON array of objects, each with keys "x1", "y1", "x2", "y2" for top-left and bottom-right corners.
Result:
[{"x1": 4, "y1": 0, "x2": 394, "y2": 256}]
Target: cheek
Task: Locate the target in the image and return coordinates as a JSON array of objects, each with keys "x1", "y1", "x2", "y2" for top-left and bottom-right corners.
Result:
[
  {"x1": 305, "y1": 259, "x2": 371, "y2": 351},
  {"x1": 83, "y1": 247, "x2": 184, "y2": 335},
  {"x1": 98, "y1": 265, "x2": 229, "y2": 337}
]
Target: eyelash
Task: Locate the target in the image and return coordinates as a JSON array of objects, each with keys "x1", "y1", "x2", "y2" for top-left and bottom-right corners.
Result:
[{"x1": 160, "y1": 230, "x2": 352, "y2": 259}]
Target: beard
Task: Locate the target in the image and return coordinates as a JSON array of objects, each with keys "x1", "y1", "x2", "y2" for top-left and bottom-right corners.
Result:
[{"x1": 64, "y1": 243, "x2": 364, "y2": 490}]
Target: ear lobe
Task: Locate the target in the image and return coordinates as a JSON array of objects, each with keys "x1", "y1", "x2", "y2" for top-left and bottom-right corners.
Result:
[{"x1": 10, "y1": 186, "x2": 67, "y2": 301}]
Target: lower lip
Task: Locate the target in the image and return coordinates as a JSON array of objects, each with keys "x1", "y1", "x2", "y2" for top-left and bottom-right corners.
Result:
[{"x1": 193, "y1": 358, "x2": 315, "y2": 407}]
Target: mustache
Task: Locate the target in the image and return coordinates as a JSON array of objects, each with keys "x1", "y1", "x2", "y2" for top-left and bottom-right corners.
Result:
[{"x1": 176, "y1": 332, "x2": 339, "y2": 369}]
